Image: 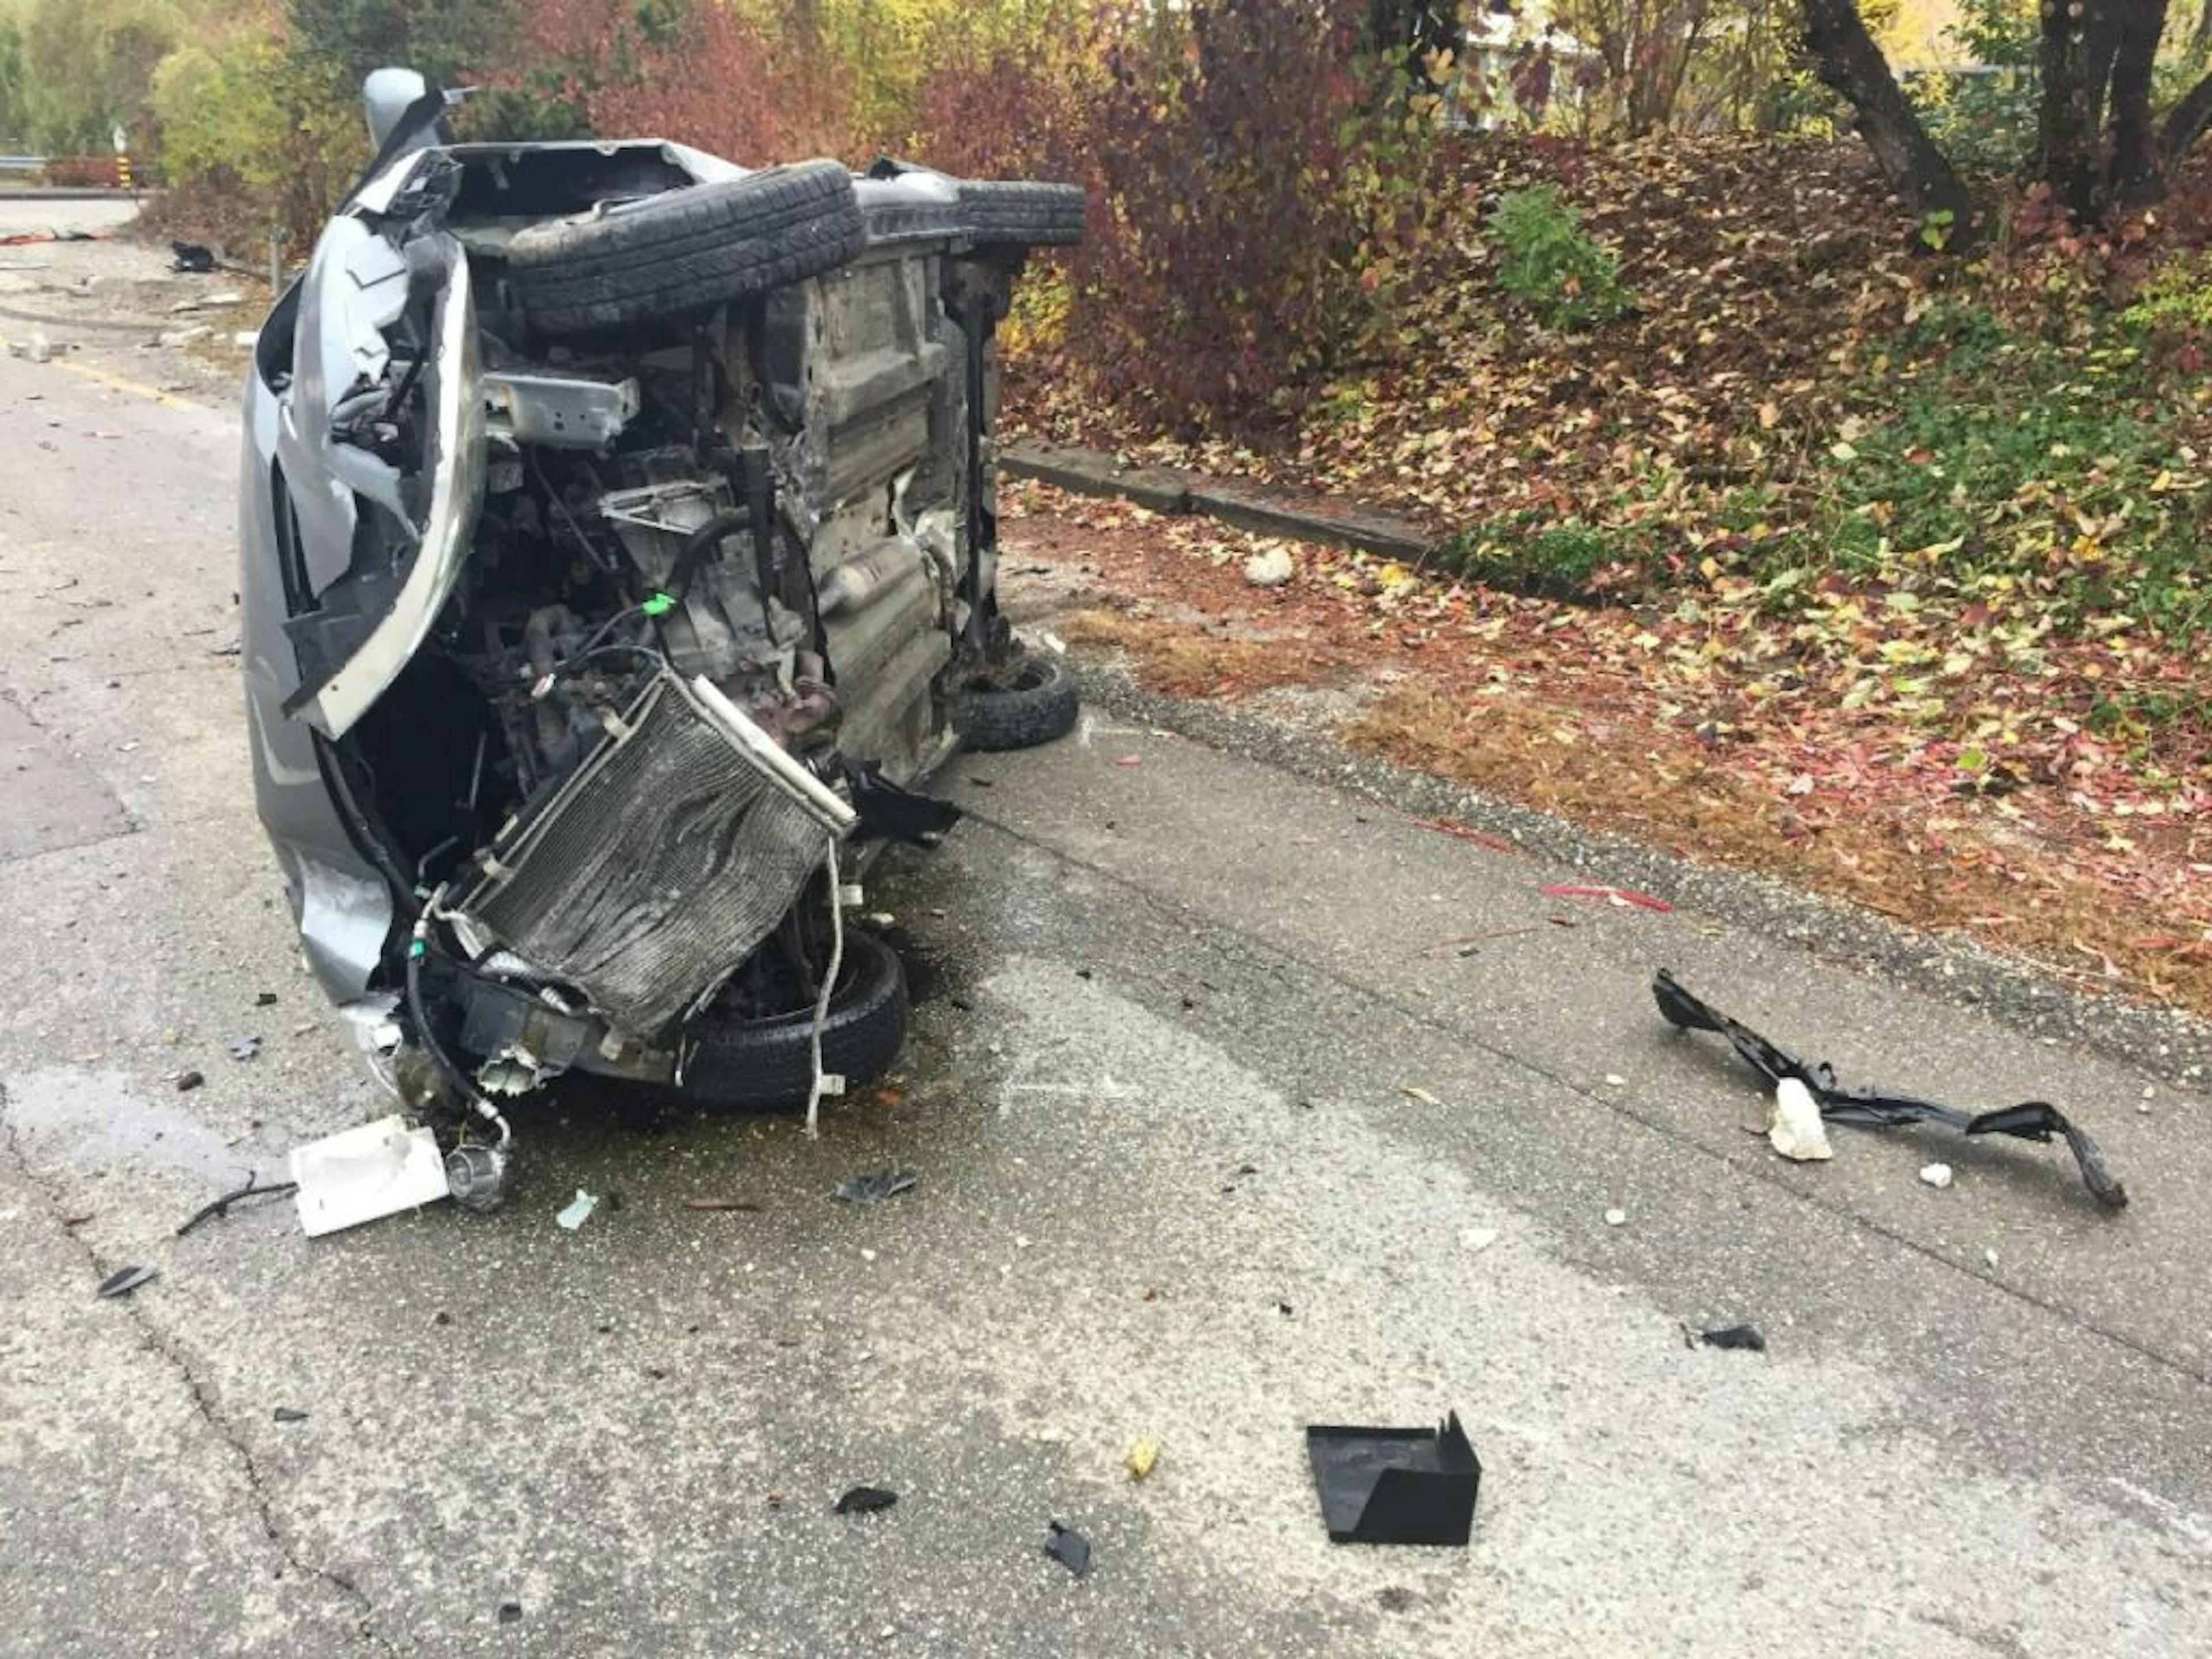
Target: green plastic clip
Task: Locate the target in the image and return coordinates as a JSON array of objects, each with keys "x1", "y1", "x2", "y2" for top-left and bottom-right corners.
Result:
[{"x1": 641, "y1": 592, "x2": 676, "y2": 618}]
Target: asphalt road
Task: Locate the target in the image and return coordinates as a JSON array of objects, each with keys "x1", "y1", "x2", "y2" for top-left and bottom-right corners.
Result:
[
  {"x1": 1, "y1": 221, "x2": 2208, "y2": 1657},
  {"x1": 0, "y1": 197, "x2": 145, "y2": 235}
]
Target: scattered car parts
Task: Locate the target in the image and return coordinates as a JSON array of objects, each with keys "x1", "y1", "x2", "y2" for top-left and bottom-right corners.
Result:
[
  {"x1": 1305, "y1": 1412, "x2": 1481, "y2": 1546},
  {"x1": 1695, "y1": 1324, "x2": 1767, "y2": 1352},
  {"x1": 289, "y1": 1113, "x2": 452, "y2": 1237},
  {"x1": 1653, "y1": 969, "x2": 2128, "y2": 1209},
  {"x1": 1043, "y1": 1521, "x2": 1093, "y2": 1576}
]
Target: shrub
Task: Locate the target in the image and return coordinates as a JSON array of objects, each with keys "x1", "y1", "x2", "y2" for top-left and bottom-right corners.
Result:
[
  {"x1": 1440, "y1": 518, "x2": 1618, "y2": 599},
  {"x1": 510, "y1": 0, "x2": 844, "y2": 164},
  {"x1": 150, "y1": 23, "x2": 366, "y2": 247},
  {"x1": 1485, "y1": 183, "x2": 1633, "y2": 330},
  {"x1": 1035, "y1": 0, "x2": 1440, "y2": 434},
  {"x1": 2120, "y1": 251, "x2": 2212, "y2": 368}
]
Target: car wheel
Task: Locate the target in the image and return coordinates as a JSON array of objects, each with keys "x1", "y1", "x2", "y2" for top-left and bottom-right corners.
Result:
[
  {"x1": 956, "y1": 180, "x2": 1086, "y2": 248},
  {"x1": 954, "y1": 653, "x2": 1080, "y2": 751},
  {"x1": 676, "y1": 929, "x2": 908, "y2": 1112},
  {"x1": 505, "y1": 160, "x2": 866, "y2": 336}
]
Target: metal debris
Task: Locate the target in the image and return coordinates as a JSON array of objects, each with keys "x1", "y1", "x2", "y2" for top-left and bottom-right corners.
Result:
[
  {"x1": 834, "y1": 1486, "x2": 898, "y2": 1514},
  {"x1": 97, "y1": 1266, "x2": 158, "y2": 1298},
  {"x1": 1696, "y1": 1324, "x2": 1767, "y2": 1352},
  {"x1": 1654, "y1": 969, "x2": 2127, "y2": 1209},
  {"x1": 834, "y1": 1168, "x2": 917, "y2": 1205}
]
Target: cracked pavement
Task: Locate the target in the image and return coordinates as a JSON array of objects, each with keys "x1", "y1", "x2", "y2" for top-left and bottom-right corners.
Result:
[{"x1": 1, "y1": 213, "x2": 2209, "y2": 1656}]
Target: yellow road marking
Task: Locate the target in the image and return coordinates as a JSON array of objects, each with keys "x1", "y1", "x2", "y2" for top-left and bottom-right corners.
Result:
[{"x1": 0, "y1": 331, "x2": 209, "y2": 412}]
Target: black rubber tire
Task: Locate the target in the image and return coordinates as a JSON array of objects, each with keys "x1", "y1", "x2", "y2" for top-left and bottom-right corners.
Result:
[
  {"x1": 956, "y1": 180, "x2": 1086, "y2": 248},
  {"x1": 505, "y1": 160, "x2": 866, "y2": 336},
  {"x1": 677, "y1": 930, "x2": 908, "y2": 1112},
  {"x1": 954, "y1": 653, "x2": 1080, "y2": 751}
]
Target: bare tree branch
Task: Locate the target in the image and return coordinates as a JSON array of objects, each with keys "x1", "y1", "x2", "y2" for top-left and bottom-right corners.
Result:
[{"x1": 2164, "y1": 66, "x2": 2212, "y2": 160}]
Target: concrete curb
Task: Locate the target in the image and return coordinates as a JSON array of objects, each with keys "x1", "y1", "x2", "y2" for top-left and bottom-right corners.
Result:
[
  {"x1": 0, "y1": 188, "x2": 144, "y2": 202},
  {"x1": 1002, "y1": 439, "x2": 1435, "y2": 562}
]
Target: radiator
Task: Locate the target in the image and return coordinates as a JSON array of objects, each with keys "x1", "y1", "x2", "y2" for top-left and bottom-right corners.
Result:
[{"x1": 451, "y1": 674, "x2": 850, "y2": 1038}]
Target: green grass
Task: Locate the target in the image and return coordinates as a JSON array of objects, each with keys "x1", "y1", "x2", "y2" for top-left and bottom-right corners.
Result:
[{"x1": 1436, "y1": 304, "x2": 2210, "y2": 640}]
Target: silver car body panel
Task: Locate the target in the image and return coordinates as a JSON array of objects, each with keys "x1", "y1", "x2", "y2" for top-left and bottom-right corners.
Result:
[{"x1": 293, "y1": 241, "x2": 485, "y2": 738}]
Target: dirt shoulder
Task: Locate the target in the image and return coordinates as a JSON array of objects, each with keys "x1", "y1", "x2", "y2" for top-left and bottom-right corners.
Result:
[{"x1": 0, "y1": 210, "x2": 267, "y2": 403}]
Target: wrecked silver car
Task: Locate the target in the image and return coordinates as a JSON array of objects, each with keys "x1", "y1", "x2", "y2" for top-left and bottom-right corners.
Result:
[{"x1": 241, "y1": 73, "x2": 1082, "y2": 1207}]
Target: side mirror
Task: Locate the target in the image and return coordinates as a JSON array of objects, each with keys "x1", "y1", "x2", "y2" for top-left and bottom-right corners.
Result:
[{"x1": 363, "y1": 67, "x2": 430, "y2": 150}]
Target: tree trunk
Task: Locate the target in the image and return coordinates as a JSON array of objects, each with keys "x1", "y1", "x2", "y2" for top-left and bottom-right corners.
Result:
[
  {"x1": 2039, "y1": 0, "x2": 2104, "y2": 219},
  {"x1": 1801, "y1": 0, "x2": 1978, "y2": 243},
  {"x1": 2107, "y1": 0, "x2": 2171, "y2": 197}
]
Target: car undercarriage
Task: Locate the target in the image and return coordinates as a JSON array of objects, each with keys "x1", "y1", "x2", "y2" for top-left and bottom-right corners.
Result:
[{"x1": 240, "y1": 76, "x2": 1082, "y2": 1209}]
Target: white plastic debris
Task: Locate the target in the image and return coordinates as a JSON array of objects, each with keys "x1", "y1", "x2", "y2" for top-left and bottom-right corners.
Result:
[
  {"x1": 556, "y1": 1190, "x2": 599, "y2": 1231},
  {"x1": 1243, "y1": 546, "x2": 1294, "y2": 588},
  {"x1": 1920, "y1": 1162, "x2": 1955, "y2": 1190},
  {"x1": 289, "y1": 1114, "x2": 449, "y2": 1237},
  {"x1": 1983, "y1": 1247, "x2": 1999, "y2": 1269},
  {"x1": 1604, "y1": 1207, "x2": 1627, "y2": 1227},
  {"x1": 1767, "y1": 1077, "x2": 1834, "y2": 1162},
  {"x1": 1460, "y1": 1227, "x2": 1499, "y2": 1252}
]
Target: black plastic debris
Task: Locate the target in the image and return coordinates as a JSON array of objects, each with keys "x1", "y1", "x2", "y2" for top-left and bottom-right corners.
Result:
[
  {"x1": 835, "y1": 1486, "x2": 898, "y2": 1514},
  {"x1": 1043, "y1": 1521, "x2": 1092, "y2": 1577},
  {"x1": 175, "y1": 1069, "x2": 204, "y2": 1093},
  {"x1": 846, "y1": 762, "x2": 963, "y2": 845},
  {"x1": 273, "y1": 1406, "x2": 309, "y2": 1423},
  {"x1": 97, "y1": 1266, "x2": 158, "y2": 1298},
  {"x1": 1696, "y1": 1324, "x2": 1767, "y2": 1352},
  {"x1": 176, "y1": 1177, "x2": 297, "y2": 1237},
  {"x1": 1653, "y1": 969, "x2": 2127, "y2": 1210},
  {"x1": 834, "y1": 1168, "x2": 917, "y2": 1205},
  {"x1": 254, "y1": 991, "x2": 279, "y2": 1007},
  {"x1": 1305, "y1": 1412, "x2": 1480, "y2": 1546},
  {"x1": 497, "y1": 1602, "x2": 523, "y2": 1626},
  {"x1": 170, "y1": 240, "x2": 215, "y2": 273}
]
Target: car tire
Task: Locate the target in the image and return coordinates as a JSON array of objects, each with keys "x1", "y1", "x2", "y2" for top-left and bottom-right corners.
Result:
[
  {"x1": 505, "y1": 160, "x2": 867, "y2": 336},
  {"x1": 954, "y1": 653, "x2": 1080, "y2": 750},
  {"x1": 956, "y1": 180, "x2": 1086, "y2": 248},
  {"x1": 676, "y1": 930, "x2": 908, "y2": 1111}
]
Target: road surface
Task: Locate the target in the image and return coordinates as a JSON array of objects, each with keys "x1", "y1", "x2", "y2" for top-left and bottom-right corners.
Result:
[{"x1": 0, "y1": 224, "x2": 2207, "y2": 1657}]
